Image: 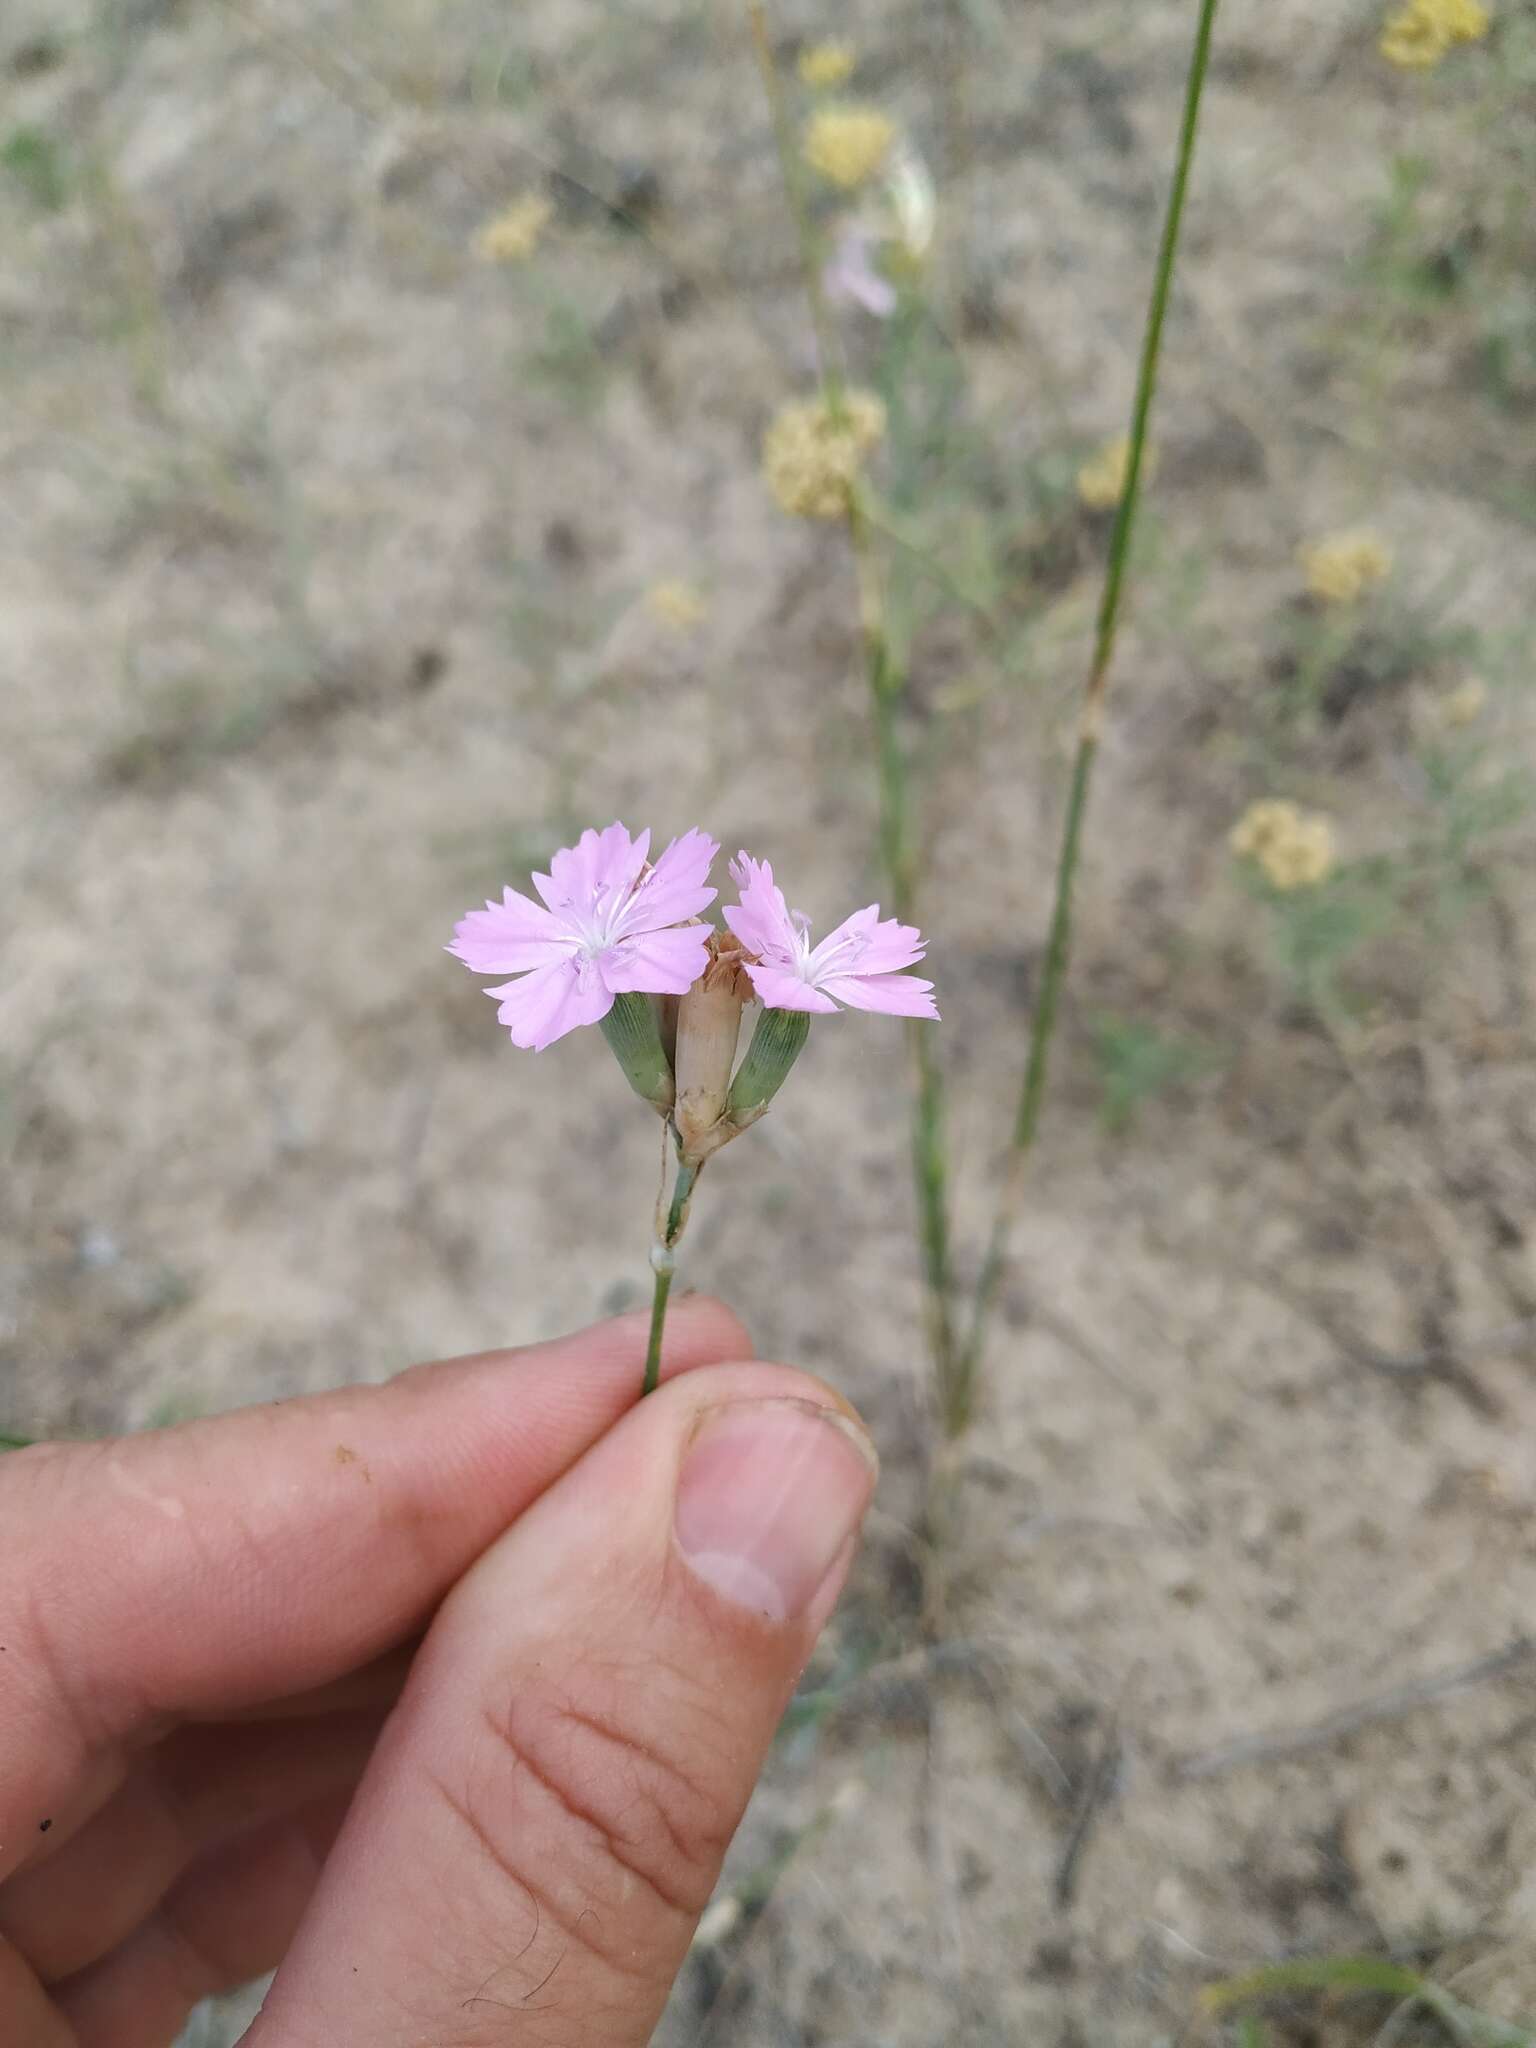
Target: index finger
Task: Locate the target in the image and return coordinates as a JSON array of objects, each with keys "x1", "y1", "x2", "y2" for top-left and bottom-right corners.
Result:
[{"x1": 0, "y1": 1299, "x2": 749, "y2": 1747}]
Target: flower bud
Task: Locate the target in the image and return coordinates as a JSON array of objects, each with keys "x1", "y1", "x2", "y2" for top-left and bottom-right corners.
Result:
[
  {"x1": 726, "y1": 1006, "x2": 811, "y2": 1128},
  {"x1": 598, "y1": 992, "x2": 675, "y2": 1117},
  {"x1": 674, "y1": 936, "x2": 753, "y2": 1164}
]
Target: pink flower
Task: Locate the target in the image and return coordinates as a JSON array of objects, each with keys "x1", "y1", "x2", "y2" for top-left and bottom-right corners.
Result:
[
  {"x1": 450, "y1": 823, "x2": 718, "y2": 1050},
  {"x1": 823, "y1": 222, "x2": 898, "y2": 319},
  {"x1": 723, "y1": 853, "x2": 938, "y2": 1019}
]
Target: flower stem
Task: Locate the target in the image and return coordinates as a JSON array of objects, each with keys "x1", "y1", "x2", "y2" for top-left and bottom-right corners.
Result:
[
  {"x1": 745, "y1": 1, "x2": 845, "y2": 414},
  {"x1": 642, "y1": 1155, "x2": 700, "y2": 1396},
  {"x1": 953, "y1": 0, "x2": 1222, "y2": 1432},
  {"x1": 746, "y1": 2, "x2": 960, "y2": 1401}
]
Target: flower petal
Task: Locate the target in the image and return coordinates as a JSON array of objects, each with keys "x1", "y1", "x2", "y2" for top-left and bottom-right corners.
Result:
[
  {"x1": 818, "y1": 970, "x2": 939, "y2": 1019},
  {"x1": 806, "y1": 903, "x2": 926, "y2": 981},
  {"x1": 723, "y1": 853, "x2": 798, "y2": 962},
  {"x1": 620, "y1": 828, "x2": 720, "y2": 935},
  {"x1": 742, "y1": 961, "x2": 839, "y2": 1014},
  {"x1": 447, "y1": 888, "x2": 571, "y2": 974},
  {"x1": 532, "y1": 823, "x2": 650, "y2": 918},
  {"x1": 485, "y1": 958, "x2": 614, "y2": 1050},
  {"x1": 601, "y1": 925, "x2": 714, "y2": 997}
]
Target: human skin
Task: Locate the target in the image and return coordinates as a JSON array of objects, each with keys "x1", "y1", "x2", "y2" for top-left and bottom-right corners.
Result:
[{"x1": 0, "y1": 1298, "x2": 876, "y2": 2046}]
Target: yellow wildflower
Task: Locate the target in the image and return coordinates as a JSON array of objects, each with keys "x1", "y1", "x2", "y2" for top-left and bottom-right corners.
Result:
[
  {"x1": 645, "y1": 579, "x2": 708, "y2": 632},
  {"x1": 762, "y1": 389, "x2": 886, "y2": 521},
  {"x1": 1076, "y1": 434, "x2": 1156, "y2": 512},
  {"x1": 1231, "y1": 799, "x2": 1336, "y2": 891},
  {"x1": 802, "y1": 105, "x2": 896, "y2": 190},
  {"x1": 1380, "y1": 7, "x2": 1450, "y2": 64},
  {"x1": 1440, "y1": 675, "x2": 1488, "y2": 726},
  {"x1": 1299, "y1": 529, "x2": 1393, "y2": 604},
  {"x1": 1380, "y1": 0, "x2": 1489, "y2": 68},
  {"x1": 474, "y1": 194, "x2": 553, "y2": 264},
  {"x1": 798, "y1": 39, "x2": 856, "y2": 89},
  {"x1": 1436, "y1": 0, "x2": 1491, "y2": 37}
]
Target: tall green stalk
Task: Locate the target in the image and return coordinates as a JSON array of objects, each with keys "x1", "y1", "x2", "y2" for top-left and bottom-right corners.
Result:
[
  {"x1": 748, "y1": 4, "x2": 959, "y2": 1391},
  {"x1": 953, "y1": 0, "x2": 1222, "y2": 1430}
]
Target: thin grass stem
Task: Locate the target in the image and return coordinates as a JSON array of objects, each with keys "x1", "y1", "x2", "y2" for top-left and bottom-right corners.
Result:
[
  {"x1": 748, "y1": 5, "x2": 959, "y2": 1395},
  {"x1": 954, "y1": 0, "x2": 1222, "y2": 1430},
  {"x1": 745, "y1": 2, "x2": 845, "y2": 413}
]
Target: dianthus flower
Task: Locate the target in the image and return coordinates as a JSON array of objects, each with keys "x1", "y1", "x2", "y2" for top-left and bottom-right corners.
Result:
[
  {"x1": 1299, "y1": 529, "x2": 1393, "y2": 604},
  {"x1": 824, "y1": 222, "x2": 898, "y2": 318},
  {"x1": 798, "y1": 38, "x2": 857, "y2": 88},
  {"x1": 1076, "y1": 434, "x2": 1156, "y2": 512},
  {"x1": 1231, "y1": 799, "x2": 1336, "y2": 891},
  {"x1": 724, "y1": 854, "x2": 939, "y2": 1017},
  {"x1": 802, "y1": 104, "x2": 896, "y2": 189},
  {"x1": 451, "y1": 827, "x2": 939, "y2": 1392},
  {"x1": 762, "y1": 389, "x2": 886, "y2": 520},
  {"x1": 474, "y1": 193, "x2": 553, "y2": 264},
  {"x1": 449, "y1": 823, "x2": 716, "y2": 1049}
]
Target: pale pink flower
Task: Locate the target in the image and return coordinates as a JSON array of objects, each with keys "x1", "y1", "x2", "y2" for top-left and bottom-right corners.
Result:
[
  {"x1": 723, "y1": 853, "x2": 938, "y2": 1019},
  {"x1": 823, "y1": 222, "x2": 897, "y2": 319},
  {"x1": 450, "y1": 823, "x2": 718, "y2": 1050}
]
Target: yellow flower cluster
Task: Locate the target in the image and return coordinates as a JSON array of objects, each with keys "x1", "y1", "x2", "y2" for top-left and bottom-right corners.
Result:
[
  {"x1": 1076, "y1": 434, "x2": 1156, "y2": 511},
  {"x1": 762, "y1": 390, "x2": 886, "y2": 520},
  {"x1": 474, "y1": 194, "x2": 553, "y2": 264},
  {"x1": 1231, "y1": 800, "x2": 1337, "y2": 891},
  {"x1": 798, "y1": 39, "x2": 856, "y2": 89},
  {"x1": 1299, "y1": 529, "x2": 1393, "y2": 604},
  {"x1": 1380, "y1": 0, "x2": 1490, "y2": 67},
  {"x1": 645, "y1": 579, "x2": 708, "y2": 631},
  {"x1": 802, "y1": 105, "x2": 896, "y2": 190}
]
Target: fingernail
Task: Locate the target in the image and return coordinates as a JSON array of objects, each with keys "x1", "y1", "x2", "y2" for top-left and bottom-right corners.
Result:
[{"x1": 674, "y1": 1398, "x2": 877, "y2": 1621}]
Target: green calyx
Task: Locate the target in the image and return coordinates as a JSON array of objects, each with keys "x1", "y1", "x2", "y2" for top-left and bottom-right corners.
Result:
[
  {"x1": 725, "y1": 1007, "x2": 811, "y2": 1126},
  {"x1": 599, "y1": 993, "x2": 676, "y2": 1116}
]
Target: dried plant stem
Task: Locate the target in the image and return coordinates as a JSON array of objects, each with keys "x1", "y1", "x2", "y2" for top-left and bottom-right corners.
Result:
[
  {"x1": 953, "y1": 0, "x2": 1222, "y2": 1431},
  {"x1": 748, "y1": 1, "x2": 959, "y2": 1394},
  {"x1": 745, "y1": 3, "x2": 844, "y2": 412},
  {"x1": 643, "y1": 1153, "x2": 699, "y2": 1396}
]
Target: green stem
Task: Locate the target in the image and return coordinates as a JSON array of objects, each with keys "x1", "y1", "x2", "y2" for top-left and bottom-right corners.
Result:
[
  {"x1": 643, "y1": 1263, "x2": 675, "y2": 1400},
  {"x1": 852, "y1": 496, "x2": 958, "y2": 1388},
  {"x1": 955, "y1": 0, "x2": 1221, "y2": 1428},
  {"x1": 748, "y1": 5, "x2": 959, "y2": 1397},
  {"x1": 642, "y1": 1157, "x2": 700, "y2": 1396}
]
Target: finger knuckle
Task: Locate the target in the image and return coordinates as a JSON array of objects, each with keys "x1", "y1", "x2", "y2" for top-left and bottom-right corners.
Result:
[{"x1": 466, "y1": 1658, "x2": 736, "y2": 1932}]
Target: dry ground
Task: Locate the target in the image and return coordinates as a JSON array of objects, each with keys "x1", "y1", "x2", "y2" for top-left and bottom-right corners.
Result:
[{"x1": 4, "y1": 0, "x2": 1536, "y2": 2041}]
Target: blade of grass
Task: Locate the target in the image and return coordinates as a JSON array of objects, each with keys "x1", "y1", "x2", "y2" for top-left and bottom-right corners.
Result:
[
  {"x1": 1203, "y1": 1956, "x2": 1536, "y2": 2047},
  {"x1": 1205, "y1": 1958, "x2": 1433, "y2": 2012},
  {"x1": 954, "y1": 0, "x2": 1222, "y2": 1428}
]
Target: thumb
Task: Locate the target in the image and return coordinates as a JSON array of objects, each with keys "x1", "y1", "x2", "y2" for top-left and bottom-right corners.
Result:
[{"x1": 245, "y1": 1361, "x2": 877, "y2": 2047}]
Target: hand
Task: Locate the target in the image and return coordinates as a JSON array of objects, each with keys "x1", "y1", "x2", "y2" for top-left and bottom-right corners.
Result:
[{"x1": 0, "y1": 1300, "x2": 876, "y2": 2046}]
